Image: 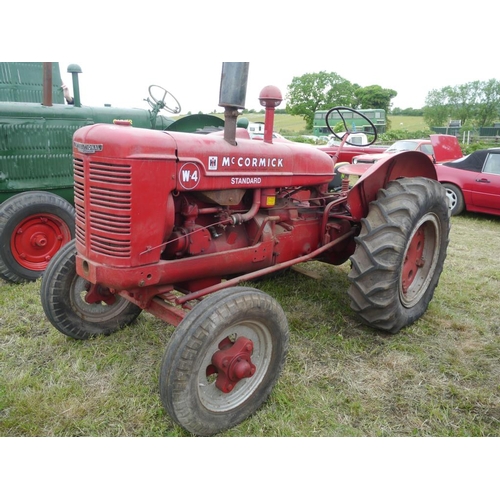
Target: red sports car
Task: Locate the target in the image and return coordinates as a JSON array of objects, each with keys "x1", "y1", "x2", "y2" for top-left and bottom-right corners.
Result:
[
  {"x1": 431, "y1": 135, "x2": 500, "y2": 217},
  {"x1": 352, "y1": 139, "x2": 434, "y2": 165}
]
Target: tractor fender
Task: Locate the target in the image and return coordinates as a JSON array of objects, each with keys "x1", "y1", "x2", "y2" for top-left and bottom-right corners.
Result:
[{"x1": 345, "y1": 150, "x2": 437, "y2": 221}]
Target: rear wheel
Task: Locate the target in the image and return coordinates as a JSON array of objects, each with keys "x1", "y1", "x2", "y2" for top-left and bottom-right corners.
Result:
[
  {"x1": 0, "y1": 191, "x2": 75, "y2": 283},
  {"x1": 348, "y1": 177, "x2": 450, "y2": 333},
  {"x1": 442, "y1": 183, "x2": 465, "y2": 215},
  {"x1": 40, "y1": 240, "x2": 142, "y2": 340},
  {"x1": 160, "y1": 287, "x2": 289, "y2": 436}
]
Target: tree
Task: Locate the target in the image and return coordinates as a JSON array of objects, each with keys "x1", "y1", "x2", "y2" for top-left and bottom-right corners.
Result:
[
  {"x1": 353, "y1": 85, "x2": 397, "y2": 113},
  {"x1": 423, "y1": 88, "x2": 451, "y2": 128},
  {"x1": 285, "y1": 71, "x2": 357, "y2": 130},
  {"x1": 475, "y1": 79, "x2": 500, "y2": 127},
  {"x1": 423, "y1": 79, "x2": 500, "y2": 128}
]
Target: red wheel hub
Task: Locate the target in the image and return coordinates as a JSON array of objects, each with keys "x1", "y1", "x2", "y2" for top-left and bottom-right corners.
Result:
[
  {"x1": 209, "y1": 337, "x2": 256, "y2": 393},
  {"x1": 402, "y1": 226, "x2": 425, "y2": 294},
  {"x1": 84, "y1": 282, "x2": 117, "y2": 306},
  {"x1": 11, "y1": 213, "x2": 72, "y2": 271}
]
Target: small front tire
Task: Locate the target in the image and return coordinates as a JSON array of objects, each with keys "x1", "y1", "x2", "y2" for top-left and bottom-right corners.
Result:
[
  {"x1": 40, "y1": 240, "x2": 142, "y2": 340},
  {"x1": 160, "y1": 287, "x2": 289, "y2": 436}
]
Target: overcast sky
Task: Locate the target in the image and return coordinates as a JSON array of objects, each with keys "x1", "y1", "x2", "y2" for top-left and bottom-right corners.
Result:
[{"x1": 5, "y1": 0, "x2": 497, "y2": 117}]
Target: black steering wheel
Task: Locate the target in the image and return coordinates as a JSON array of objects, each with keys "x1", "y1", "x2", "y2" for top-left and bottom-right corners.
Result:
[
  {"x1": 147, "y1": 85, "x2": 181, "y2": 114},
  {"x1": 325, "y1": 106, "x2": 377, "y2": 146}
]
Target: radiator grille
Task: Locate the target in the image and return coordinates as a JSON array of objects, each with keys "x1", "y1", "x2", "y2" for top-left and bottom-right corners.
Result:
[{"x1": 74, "y1": 158, "x2": 133, "y2": 258}]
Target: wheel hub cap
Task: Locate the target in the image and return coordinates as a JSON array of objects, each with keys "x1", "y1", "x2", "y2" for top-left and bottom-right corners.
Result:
[{"x1": 210, "y1": 337, "x2": 256, "y2": 393}]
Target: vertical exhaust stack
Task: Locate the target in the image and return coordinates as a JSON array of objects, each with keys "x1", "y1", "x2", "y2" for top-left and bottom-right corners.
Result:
[
  {"x1": 219, "y1": 62, "x2": 249, "y2": 145},
  {"x1": 42, "y1": 63, "x2": 53, "y2": 106}
]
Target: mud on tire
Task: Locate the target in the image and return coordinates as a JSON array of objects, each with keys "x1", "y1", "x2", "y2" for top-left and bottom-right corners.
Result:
[{"x1": 348, "y1": 177, "x2": 450, "y2": 334}]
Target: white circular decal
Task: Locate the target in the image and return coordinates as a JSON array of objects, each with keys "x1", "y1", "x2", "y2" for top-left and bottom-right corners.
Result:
[{"x1": 179, "y1": 163, "x2": 201, "y2": 190}]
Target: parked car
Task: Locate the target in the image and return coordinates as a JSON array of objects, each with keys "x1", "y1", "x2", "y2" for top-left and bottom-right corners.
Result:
[
  {"x1": 431, "y1": 136, "x2": 500, "y2": 216},
  {"x1": 352, "y1": 139, "x2": 434, "y2": 164}
]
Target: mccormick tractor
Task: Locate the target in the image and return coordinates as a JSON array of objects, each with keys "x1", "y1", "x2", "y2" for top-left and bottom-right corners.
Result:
[
  {"x1": 41, "y1": 63, "x2": 450, "y2": 436},
  {"x1": 0, "y1": 62, "x2": 223, "y2": 283}
]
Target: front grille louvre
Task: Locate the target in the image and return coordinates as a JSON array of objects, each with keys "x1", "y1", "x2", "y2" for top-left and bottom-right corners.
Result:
[{"x1": 73, "y1": 157, "x2": 133, "y2": 258}]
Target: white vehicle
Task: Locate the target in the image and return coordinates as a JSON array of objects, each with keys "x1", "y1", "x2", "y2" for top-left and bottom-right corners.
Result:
[{"x1": 327, "y1": 132, "x2": 369, "y2": 147}]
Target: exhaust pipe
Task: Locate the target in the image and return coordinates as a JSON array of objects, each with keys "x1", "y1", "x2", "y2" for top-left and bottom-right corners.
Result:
[
  {"x1": 42, "y1": 63, "x2": 53, "y2": 106},
  {"x1": 219, "y1": 62, "x2": 249, "y2": 145}
]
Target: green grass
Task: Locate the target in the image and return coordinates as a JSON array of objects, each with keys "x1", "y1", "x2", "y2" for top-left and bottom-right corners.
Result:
[
  {"x1": 387, "y1": 115, "x2": 427, "y2": 133},
  {"x1": 202, "y1": 112, "x2": 427, "y2": 135},
  {"x1": 1, "y1": 213, "x2": 499, "y2": 436}
]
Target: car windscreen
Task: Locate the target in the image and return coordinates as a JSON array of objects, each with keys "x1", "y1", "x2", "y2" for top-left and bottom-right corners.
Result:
[{"x1": 385, "y1": 141, "x2": 420, "y2": 153}]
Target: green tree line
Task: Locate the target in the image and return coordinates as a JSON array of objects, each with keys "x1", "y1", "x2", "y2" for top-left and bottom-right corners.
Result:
[
  {"x1": 423, "y1": 79, "x2": 500, "y2": 128},
  {"x1": 284, "y1": 71, "x2": 500, "y2": 131}
]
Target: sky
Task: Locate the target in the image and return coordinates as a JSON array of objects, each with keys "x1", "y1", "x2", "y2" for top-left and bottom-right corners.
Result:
[{"x1": 4, "y1": 0, "x2": 497, "y2": 117}]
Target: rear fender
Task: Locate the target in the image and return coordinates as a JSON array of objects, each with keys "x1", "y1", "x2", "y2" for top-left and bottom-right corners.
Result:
[{"x1": 346, "y1": 151, "x2": 437, "y2": 220}]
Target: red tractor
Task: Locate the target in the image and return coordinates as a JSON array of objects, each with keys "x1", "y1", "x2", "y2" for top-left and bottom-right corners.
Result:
[{"x1": 41, "y1": 63, "x2": 450, "y2": 436}]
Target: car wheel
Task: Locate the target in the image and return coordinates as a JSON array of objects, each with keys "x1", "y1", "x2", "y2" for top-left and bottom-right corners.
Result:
[{"x1": 442, "y1": 183, "x2": 465, "y2": 216}]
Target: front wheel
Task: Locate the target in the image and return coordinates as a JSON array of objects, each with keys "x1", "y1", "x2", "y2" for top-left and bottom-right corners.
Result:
[
  {"x1": 0, "y1": 191, "x2": 75, "y2": 283},
  {"x1": 160, "y1": 287, "x2": 289, "y2": 436},
  {"x1": 348, "y1": 177, "x2": 450, "y2": 333},
  {"x1": 40, "y1": 240, "x2": 142, "y2": 340}
]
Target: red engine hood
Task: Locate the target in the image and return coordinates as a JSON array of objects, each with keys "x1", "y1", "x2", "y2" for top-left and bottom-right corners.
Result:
[{"x1": 430, "y1": 134, "x2": 463, "y2": 162}]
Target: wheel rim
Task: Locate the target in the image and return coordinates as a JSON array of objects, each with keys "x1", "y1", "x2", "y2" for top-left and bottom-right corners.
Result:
[
  {"x1": 445, "y1": 188, "x2": 457, "y2": 211},
  {"x1": 400, "y1": 213, "x2": 441, "y2": 308},
  {"x1": 11, "y1": 213, "x2": 72, "y2": 271},
  {"x1": 197, "y1": 319, "x2": 273, "y2": 412},
  {"x1": 69, "y1": 274, "x2": 135, "y2": 323}
]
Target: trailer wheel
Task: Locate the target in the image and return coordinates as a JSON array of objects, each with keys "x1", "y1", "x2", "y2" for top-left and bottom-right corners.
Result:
[
  {"x1": 160, "y1": 287, "x2": 289, "y2": 436},
  {"x1": 40, "y1": 240, "x2": 142, "y2": 340},
  {"x1": 348, "y1": 177, "x2": 450, "y2": 334},
  {"x1": 0, "y1": 191, "x2": 75, "y2": 283}
]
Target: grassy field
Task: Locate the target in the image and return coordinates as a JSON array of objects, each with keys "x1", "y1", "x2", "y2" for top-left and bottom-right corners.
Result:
[
  {"x1": 206, "y1": 112, "x2": 428, "y2": 135},
  {"x1": 1, "y1": 211, "x2": 499, "y2": 437}
]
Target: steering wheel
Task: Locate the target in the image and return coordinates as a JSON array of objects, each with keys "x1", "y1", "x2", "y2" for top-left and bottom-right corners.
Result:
[
  {"x1": 325, "y1": 106, "x2": 377, "y2": 146},
  {"x1": 147, "y1": 85, "x2": 181, "y2": 114}
]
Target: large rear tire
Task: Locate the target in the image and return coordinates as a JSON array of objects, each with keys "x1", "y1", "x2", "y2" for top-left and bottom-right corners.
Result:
[
  {"x1": 0, "y1": 191, "x2": 75, "y2": 283},
  {"x1": 40, "y1": 240, "x2": 142, "y2": 340},
  {"x1": 348, "y1": 177, "x2": 450, "y2": 333},
  {"x1": 160, "y1": 287, "x2": 289, "y2": 436}
]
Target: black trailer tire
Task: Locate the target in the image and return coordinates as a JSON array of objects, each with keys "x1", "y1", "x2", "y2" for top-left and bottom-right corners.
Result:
[
  {"x1": 160, "y1": 287, "x2": 289, "y2": 436},
  {"x1": 0, "y1": 191, "x2": 75, "y2": 283},
  {"x1": 40, "y1": 240, "x2": 142, "y2": 340},
  {"x1": 348, "y1": 177, "x2": 450, "y2": 334},
  {"x1": 442, "y1": 183, "x2": 465, "y2": 216}
]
